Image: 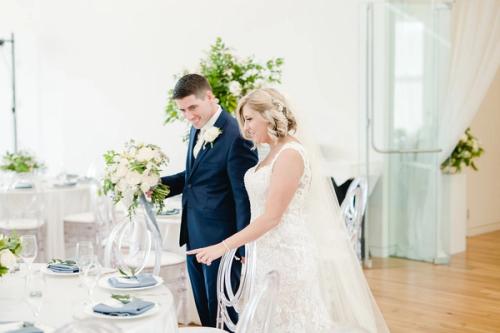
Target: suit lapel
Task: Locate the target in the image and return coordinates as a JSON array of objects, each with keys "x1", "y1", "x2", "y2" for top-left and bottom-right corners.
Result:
[
  {"x1": 188, "y1": 110, "x2": 228, "y2": 181},
  {"x1": 187, "y1": 127, "x2": 198, "y2": 174}
]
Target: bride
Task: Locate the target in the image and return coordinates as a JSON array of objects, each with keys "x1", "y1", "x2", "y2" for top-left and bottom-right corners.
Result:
[{"x1": 187, "y1": 88, "x2": 389, "y2": 332}]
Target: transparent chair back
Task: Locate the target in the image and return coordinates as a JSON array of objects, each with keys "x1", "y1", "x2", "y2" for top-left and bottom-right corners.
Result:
[
  {"x1": 90, "y1": 180, "x2": 118, "y2": 254},
  {"x1": 340, "y1": 177, "x2": 368, "y2": 261},
  {"x1": 54, "y1": 319, "x2": 122, "y2": 333},
  {"x1": 216, "y1": 242, "x2": 256, "y2": 332},
  {"x1": 235, "y1": 270, "x2": 280, "y2": 333},
  {"x1": 1, "y1": 183, "x2": 45, "y2": 230}
]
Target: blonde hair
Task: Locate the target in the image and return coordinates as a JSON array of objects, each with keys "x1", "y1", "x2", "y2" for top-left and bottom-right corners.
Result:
[{"x1": 236, "y1": 88, "x2": 297, "y2": 142}]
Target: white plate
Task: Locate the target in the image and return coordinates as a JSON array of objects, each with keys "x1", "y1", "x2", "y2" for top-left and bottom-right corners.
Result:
[
  {"x1": 41, "y1": 265, "x2": 80, "y2": 276},
  {"x1": 97, "y1": 274, "x2": 163, "y2": 291},
  {"x1": 85, "y1": 301, "x2": 160, "y2": 320}
]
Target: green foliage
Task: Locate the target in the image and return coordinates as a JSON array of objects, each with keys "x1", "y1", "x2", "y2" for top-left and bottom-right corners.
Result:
[
  {"x1": 165, "y1": 37, "x2": 284, "y2": 124},
  {"x1": 441, "y1": 128, "x2": 485, "y2": 174},
  {"x1": 0, "y1": 151, "x2": 45, "y2": 173}
]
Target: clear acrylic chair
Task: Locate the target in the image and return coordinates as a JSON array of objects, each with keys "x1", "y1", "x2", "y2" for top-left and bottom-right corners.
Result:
[
  {"x1": 63, "y1": 180, "x2": 120, "y2": 258},
  {"x1": 179, "y1": 243, "x2": 257, "y2": 333},
  {"x1": 340, "y1": 177, "x2": 368, "y2": 262},
  {"x1": 0, "y1": 183, "x2": 46, "y2": 261},
  {"x1": 234, "y1": 270, "x2": 280, "y2": 333}
]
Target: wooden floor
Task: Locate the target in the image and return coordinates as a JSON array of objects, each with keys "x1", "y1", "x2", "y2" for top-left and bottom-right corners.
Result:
[{"x1": 365, "y1": 230, "x2": 500, "y2": 333}]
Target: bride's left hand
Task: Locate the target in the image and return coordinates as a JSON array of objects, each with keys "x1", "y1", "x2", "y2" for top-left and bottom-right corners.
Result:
[{"x1": 186, "y1": 243, "x2": 226, "y2": 266}]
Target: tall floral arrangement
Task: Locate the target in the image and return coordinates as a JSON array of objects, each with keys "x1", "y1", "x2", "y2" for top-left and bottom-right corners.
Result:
[{"x1": 164, "y1": 37, "x2": 284, "y2": 124}]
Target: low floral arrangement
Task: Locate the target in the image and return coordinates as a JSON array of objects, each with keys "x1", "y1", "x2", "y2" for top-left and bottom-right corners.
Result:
[
  {"x1": 0, "y1": 233, "x2": 21, "y2": 277},
  {"x1": 441, "y1": 128, "x2": 485, "y2": 174},
  {"x1": 102, "y1": 140, "x2": 170, "y2": 217},
  {"x1": 164, "y1": 37, "x2": 284, "y2": 124},
  {"x1": 0, "y1": 151, "x2": 45, "y2": 174}
]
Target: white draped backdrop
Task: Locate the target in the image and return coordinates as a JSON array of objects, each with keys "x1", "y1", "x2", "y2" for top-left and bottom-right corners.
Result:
[{"x1": 439, "y1": 0, "x2": 500, "y2": 162}]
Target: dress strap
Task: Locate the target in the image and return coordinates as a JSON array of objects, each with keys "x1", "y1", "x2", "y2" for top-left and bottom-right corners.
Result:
[{"x1": 269, "y1": 141, "x2": 308, "y2": 171}]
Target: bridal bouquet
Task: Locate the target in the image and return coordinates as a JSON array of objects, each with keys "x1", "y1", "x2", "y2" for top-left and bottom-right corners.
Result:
[
  {"x1": 102, "y1": 140, "x2": 170, "y2": 217},
  {"x1": 0, "y1": 233, "x2": 21, "y2": 277},
  {"x1": 0, "y1": 151, "x2": 45, "y2": 174}
]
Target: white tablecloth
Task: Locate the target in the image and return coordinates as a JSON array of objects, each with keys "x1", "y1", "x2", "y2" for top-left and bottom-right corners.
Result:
[
  {"x1": 156, "y1": 211, "x2": 201, "y2": 325},
  {"x1": 0, "y1": 185, "x2": 91, "y2": 260},
  {"x1": 0, "y1": 264, "x2": 178, "y2": 332}
]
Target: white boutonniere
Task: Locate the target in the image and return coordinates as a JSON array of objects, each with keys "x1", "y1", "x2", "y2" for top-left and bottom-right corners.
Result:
[{"x1": 203, "y1": 126, "x2": 222, "y2": 149}]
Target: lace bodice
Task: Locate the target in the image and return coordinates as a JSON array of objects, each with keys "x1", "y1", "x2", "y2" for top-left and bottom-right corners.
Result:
[
  {"x1": 243, "y1": 141, "x2": 333, "y2": 332},
  {"x1": 244, "y1": 141, "x2": 312, "y2": 241}
]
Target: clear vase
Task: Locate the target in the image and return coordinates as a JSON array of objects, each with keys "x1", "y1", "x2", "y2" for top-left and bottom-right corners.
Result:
[{"x1": 105, "y1": 195, "x2": 162, "y2": 275}]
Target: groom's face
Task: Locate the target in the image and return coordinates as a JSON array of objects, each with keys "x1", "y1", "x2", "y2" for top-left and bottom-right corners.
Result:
[{"x1": 176, "y1": 91, "x2": 215, "y2": 129}]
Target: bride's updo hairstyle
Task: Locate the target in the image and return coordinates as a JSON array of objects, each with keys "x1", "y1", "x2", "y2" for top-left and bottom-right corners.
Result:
[{"x1": 236, "y1": 88, "x2": 297, "y2": 142}]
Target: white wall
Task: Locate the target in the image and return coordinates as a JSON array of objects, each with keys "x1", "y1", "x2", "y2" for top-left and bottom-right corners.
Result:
[
  {"x1": 0, "y1": 0, "x2": 362, "y2": 177},
  {"x1": 466, "y1": 68, "x2": 500, "y2": 236}
]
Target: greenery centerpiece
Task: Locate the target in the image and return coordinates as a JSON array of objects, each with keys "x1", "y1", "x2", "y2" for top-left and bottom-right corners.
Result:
[
  {"x1": 0, "y1": 151, "x2": 45, "y2": 174},
  {"x1": 164, "y1": 37, "x2": 284, "y2": 124}
]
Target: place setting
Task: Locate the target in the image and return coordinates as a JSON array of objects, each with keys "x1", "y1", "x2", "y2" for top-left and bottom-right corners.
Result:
[
  {"x1": 40, "y1": 259, "x2": 80, "y2": 276},
  {"x1": 85, "y1": 293, "x2": 160, "y2": 320}
]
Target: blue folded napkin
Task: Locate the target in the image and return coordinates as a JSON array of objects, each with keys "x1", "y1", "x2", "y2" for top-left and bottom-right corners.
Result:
[
  {"x1": 47, "y1": 263, "x2": 79, "y2": 273},
  {"x1": 93, "y1": 299, "x2": 154, "y2": 317},
  {"x1": 108, "y1": 274, "x2": 157, "y2": 289},
  {"x1": 13, "y1": 183, "x2": 33, "y2": 189}
]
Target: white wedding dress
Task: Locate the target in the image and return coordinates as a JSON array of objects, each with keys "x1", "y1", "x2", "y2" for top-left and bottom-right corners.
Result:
[{"x1": 244, "y1": 141, "x2": 335, "y2": 332}]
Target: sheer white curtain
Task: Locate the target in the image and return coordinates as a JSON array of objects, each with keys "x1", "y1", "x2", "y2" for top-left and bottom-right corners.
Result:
[{"x1": 439, "y1": 0, "x2": 500, "y2": 162}]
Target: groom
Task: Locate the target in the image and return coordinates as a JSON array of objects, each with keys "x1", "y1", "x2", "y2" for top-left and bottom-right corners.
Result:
[{"x1": 161, "y1": 74, "x2": 258, "y2": 327}]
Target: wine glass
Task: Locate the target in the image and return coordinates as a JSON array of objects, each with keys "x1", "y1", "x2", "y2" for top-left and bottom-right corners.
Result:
[
  {"x1": 75, "y1": 241, "x2": 94, "y2": 287},
  {"x1": 81, "y1": 256, "x2": 102, "y2": 306},
  {"x1": 20, "y1": 235, "x2": 38, "y2": 275},
  {"x1": 25, "y1": 269, "x2": 46, "y2": 323}
]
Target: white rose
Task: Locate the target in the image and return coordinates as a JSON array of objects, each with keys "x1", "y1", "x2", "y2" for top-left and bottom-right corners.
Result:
[
  {"x1": 0, "y1": 249, "x2": 16, "y2": 269},
  {"x1": 140, "y1": 175, "x2": 159, "y2": 193},
  {"x1": 115, "y1": 163, "x2": 129, "y2": 178},
  {"x1": 203, "y1": 127, "x2": 222, "y2": 143},
  {"x1": 228, "y1": 81, "x2": 242, "y2": 96},
  {"x1": 125, "y1": 171, "x2": 142, "y2": 186},
  {"x1": 136, "y1": 147, "x2": 155, "y2": 162}
]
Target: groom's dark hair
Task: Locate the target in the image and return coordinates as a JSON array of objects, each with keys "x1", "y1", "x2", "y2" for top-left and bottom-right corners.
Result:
[{"x1": 172, "y1": 74, "x2": 212, "y2": 100}]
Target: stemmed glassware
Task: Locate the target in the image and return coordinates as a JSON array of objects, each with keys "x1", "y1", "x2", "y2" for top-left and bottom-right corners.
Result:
[{"x1": 20, "y1": 235, "x2": 38, "y2": 276}]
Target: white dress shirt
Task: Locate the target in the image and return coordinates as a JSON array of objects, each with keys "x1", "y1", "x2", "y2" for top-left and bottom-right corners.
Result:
[{"x1": 193, "y1": 106, "x2": 222, "y2": 158}]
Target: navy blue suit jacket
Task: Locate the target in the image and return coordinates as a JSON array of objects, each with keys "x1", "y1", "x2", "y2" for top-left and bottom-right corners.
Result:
[{"x1": 161, "y1": 110, "x2": 258, "y2": 251}]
